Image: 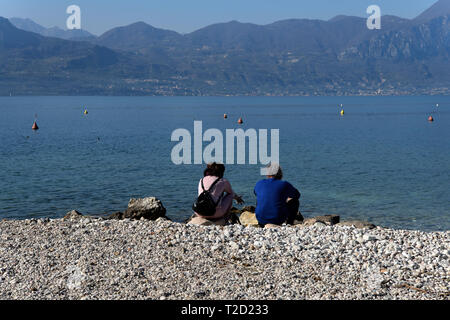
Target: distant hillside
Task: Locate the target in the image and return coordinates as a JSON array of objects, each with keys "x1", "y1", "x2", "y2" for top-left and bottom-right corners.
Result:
[
  {"x1": 9, "y1": 17, "x2": 96, "y2": 41},
  {"x1": 0, "y1": 18, "x2": 179, "y2": 95},
  {"x1": 94, "y1": 16, "x2": 412, "y2": 54},
  {"x1": 415, "y1": 0, "x2": 450, "y2": 23},
  {"x1": 95, "y1": 22, "x2": 182, "y2": 53},
  {"x1": 1, "y1": 1, "x2": 449, "y2": 96}
]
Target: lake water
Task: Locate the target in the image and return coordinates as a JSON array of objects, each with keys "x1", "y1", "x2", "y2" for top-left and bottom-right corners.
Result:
[{"x1": 0, "y1": 96, "x2": 449, "y2": 231}]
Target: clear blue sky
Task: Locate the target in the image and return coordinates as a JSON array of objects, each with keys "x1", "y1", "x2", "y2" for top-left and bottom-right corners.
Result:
[{"x1": 0, "y1": 0, "x2": 438, "y2": 35}]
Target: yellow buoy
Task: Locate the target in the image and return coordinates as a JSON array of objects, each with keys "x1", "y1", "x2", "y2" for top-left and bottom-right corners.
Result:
[
  {"x1": 340, "y1": 109, "x2": 345, "y2": 116},
  {"x1": 84, "y1": 109, "x2": 88, "y2": 115}
]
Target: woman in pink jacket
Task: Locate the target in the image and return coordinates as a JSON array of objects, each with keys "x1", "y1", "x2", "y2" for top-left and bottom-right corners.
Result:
[{"x1": 194, "y1": 162, "x2": 244, "y2": 223}]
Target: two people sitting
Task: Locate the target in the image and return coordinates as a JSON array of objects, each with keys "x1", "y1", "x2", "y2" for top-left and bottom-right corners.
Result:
[{"x1": 191, "y1": 162, "x2": 300, "y2": 227}]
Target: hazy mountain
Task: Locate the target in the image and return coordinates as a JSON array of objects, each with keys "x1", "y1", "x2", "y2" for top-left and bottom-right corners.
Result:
[
  {"x1": 9, "y1": 17, "x2": 96, "y2": 41},
  {"x1": 415, "y1": 0, "x2": 450, "y2": 23},
  {"x1": 8, "y1": 18, "x2": 46, "y2": 34},
  {"x1": 0, "y1": 18, "x2": 179, "y2": 95},
  {"x1": 95, "y1": 22, "x2": 183, "y2": 52},
  {"x1": 0, "y1": 17, "x2": 42, "y2": 48},
  {"x1": 94, "y1": 15, "x2": 413, "y2": 55},
  {"x1": 0, "y1": 18, "x2": 108, "y2": 60},
  {"x1": 1, "y1": 0, "x2": 449, "y2": 96},
  {"x1": 342, "y1": 15, "x2": 450, "y2": 61}
]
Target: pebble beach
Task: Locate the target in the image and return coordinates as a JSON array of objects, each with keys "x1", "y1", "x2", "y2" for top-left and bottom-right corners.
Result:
[{"x1": 0, "y1": 217, "x2": 448, "y2": 300}]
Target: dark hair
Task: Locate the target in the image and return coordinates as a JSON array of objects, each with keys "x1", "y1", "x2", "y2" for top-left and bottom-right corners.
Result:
[
  {"x1": 204, "y1": 162, "x2": 225, "y2": 178},
  {"x1": 273, "y1": 170, "x2": 283, "y2": 180}
]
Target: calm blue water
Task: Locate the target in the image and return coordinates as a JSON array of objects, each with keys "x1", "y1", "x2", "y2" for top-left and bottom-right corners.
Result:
[{"x1": 0, "y1": 96, "x2": 449, "y2": 231}]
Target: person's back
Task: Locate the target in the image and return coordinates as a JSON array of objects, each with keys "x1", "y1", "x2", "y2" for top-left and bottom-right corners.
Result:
[
  {"x1": 254, "y1": 163, "x2": 300, "y2": 226},
  {"x1": 191, "y1": 162, "x2": 244, "y2": 224}
]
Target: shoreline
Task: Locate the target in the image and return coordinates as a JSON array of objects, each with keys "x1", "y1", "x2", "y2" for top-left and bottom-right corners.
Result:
[
  {"x1": 0, "y1": 212, "x2": 448, "y2": 233},
  {"x1": 0, "y1": 215, "x2": 447, "y2": 233},
  {"x1": 0, "y1": 217, "x2": 448, "y2": 300}
]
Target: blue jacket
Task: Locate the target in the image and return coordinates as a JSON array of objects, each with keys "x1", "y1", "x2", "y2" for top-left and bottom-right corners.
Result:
[{"x1": 254, "y1": 178, "x2": 300, "y2": 225}]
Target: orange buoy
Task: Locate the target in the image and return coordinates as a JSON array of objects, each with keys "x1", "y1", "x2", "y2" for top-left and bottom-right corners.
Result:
[
  {"x1": 238, "y1": 117, "x2": 243, "y2": 124},
  {"x1": 32, "y1": 121, "x2": 39, "y2": 130},
  {"x1": 428, "y1": 116, "x2": 434, "y2": 122},
  {"x1": 224, "y1": 114, "x2": 228, "y2": 119}
]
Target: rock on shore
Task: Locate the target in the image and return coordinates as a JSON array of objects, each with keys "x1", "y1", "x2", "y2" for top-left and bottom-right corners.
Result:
[
  {"x1": 0, "y1": 218, "x2": 448, "y2": 300},
  {"x1": 124, "y1": 197, "x2": 166, "y2": 220}
]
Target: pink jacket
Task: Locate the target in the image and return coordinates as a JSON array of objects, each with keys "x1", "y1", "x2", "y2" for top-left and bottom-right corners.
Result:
[{"x1": 196, "y1": 175, "x2": 236, "y2": 219}]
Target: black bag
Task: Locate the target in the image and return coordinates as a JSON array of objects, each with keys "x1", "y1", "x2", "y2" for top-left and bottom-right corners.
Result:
[{"x1": 192, "y1": 178, "x2": 223, "y2": 217}]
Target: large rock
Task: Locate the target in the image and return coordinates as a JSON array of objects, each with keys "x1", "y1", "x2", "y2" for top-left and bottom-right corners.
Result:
[
  {"x1": 124, "y1": 197, "x2": 166, "y2": 220},
  {"x1": 239, "y1": 211, "x2": 259, "y2": 227},
  {"x1": 337, "y1": 220, "x2": 376, "y2": 229},
  {"x1": 64, "y1": 210, "x2": 83, "y2": 220},
  {"x1": 303, "y1": 215, "x2": 340, "y2": 226}
]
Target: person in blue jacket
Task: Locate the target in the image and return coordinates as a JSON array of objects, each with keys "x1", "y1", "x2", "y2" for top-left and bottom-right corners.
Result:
[{"x1": 254, "y1": 163, "x2": 300, "y2": 226}]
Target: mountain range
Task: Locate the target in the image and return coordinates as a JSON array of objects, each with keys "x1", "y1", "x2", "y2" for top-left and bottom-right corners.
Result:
[
  {"x1": 9, "y1": 18, "x2": 95, "y2": 41},
  {"x1": 1, "y1": 0, "x2": 449, "y2": 96}
]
